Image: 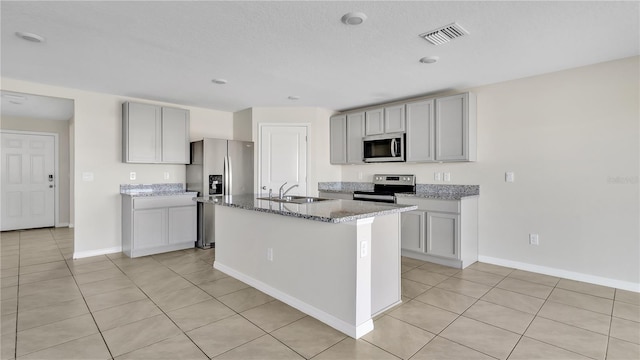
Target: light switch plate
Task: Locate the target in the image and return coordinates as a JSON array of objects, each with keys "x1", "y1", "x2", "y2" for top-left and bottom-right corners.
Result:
[
  {"x1": 82, "y1": 172, "x2": 94, "y2": 182},
  {"x1": 434, "y1": 172, "x2": 442, "y2": 181},
  {"x1": 444, "y1": 172, "x2": 451, "y2": 182},
  {"x1": 163, "y1": 172, "x2": 170, "y2": 180},
  {"x1": 505, "y1": 172, "x2": 515, "y2": 183}
]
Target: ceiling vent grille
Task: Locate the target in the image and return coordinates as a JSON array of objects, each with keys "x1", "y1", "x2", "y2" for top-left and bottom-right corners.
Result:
[{"x1": 419, "y1": 22, "x2": 469, "y2": 45}]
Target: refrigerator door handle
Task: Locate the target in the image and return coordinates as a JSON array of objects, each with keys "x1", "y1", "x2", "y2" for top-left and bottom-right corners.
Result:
[
  {"x1": 223, "y1": 156, "x2": 229, "y2": 195},
  {"x1": 227, "y1": 155, "x2": 233, "y2": 195}
]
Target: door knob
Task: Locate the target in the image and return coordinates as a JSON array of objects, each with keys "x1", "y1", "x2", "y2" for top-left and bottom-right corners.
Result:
[{"x1": 261, "y1": 186, "x2": 267, "y2": 190}]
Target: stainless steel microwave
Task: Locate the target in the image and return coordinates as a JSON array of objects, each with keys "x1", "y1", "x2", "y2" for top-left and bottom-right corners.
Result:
[{"x1": 363, "y1": 133, "x2": 405, "y2": 162}]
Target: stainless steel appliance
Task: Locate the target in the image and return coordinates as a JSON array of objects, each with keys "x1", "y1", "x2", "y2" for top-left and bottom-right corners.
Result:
[
  {"x1": 353, "y1": 174, "x2": 415, "y2": 203},
  {"x1": 186, "y1": 138, "x2": 254, "y2": 248},
  {"x1": 363, "y1": 133, "x2": 405, "y2": 162}
]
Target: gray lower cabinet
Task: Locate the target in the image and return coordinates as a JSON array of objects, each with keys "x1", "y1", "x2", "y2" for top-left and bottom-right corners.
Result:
[
  {"x1": 122, "y1": 102, "x2": 190, "y2": 164},
  {"x1": 401, "y1": 210, "x2": 425, "y2": 252},
  {"x1": 122, "y1": 195, "x2": 196, "y2": 257},
  {"x1": 426, "y1": 212, "x2": 459, "y2": 259},
  {"x1": 397, "y1": 196, "x2": 478, "y2": 269}
]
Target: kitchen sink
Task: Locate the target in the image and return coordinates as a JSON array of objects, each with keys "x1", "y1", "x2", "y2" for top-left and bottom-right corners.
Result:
[{"x1": 256, "y1": 195, "x2": 334, "y2": 204}]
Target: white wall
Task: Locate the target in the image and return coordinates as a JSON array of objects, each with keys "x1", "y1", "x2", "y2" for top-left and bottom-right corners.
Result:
[
  {"x1": 0, "y1": 78, "x2": 234, "y2": 257},
  {"x1": 248, "y1": 107, "x2": 342, "y2": 196},
  {"x1": 1, "y1": 116, "x2": 71, "y2": 226},
  {"x1": 233, "y1": 108, "x2": 253, "y2": 141},
  {"x1": 340, "y1": 57, "x2": 639, "y2": 287}
]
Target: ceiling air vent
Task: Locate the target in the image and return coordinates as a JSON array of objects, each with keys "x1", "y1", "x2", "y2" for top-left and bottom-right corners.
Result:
[{"x1": 419, "y1": 22, "x2": 469, "y2": 45}]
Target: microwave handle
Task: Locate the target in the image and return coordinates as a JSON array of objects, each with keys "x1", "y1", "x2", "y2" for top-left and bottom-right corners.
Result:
[{"x1": 391, "y1": 138, "x2": 397, "y2": 157}]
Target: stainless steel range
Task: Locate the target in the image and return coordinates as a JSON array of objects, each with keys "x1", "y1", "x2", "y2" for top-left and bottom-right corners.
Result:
[{"x1": 353, "y1": 174, "x2": 416, "y2": 203}]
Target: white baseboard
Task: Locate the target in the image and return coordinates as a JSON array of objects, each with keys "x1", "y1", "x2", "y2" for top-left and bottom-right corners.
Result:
[
  {"x1": 73, "y1": 246, "x2": 122, "y2": 259},
  {"x1": 68, "y1": 223, "x2": 74, "y2": 228},
  {"x1": 214, "y1": 261, "x2": 374, "y2": 338},
  {"x1": 478, "y1": 255, "x2": 640, "y2": 293},
  {"x1": 55, "y1": 223, "x2": 70, "y2": 228}
]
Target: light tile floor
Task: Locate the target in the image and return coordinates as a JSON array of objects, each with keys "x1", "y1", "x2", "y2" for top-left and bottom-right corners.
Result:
[{"x1": 1, "y1": 228, "x2": 639, "y2": 359}]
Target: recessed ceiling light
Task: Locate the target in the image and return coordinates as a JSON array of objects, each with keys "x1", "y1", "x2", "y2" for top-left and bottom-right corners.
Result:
[
  {"x1": 419, "y1": 56, "x2": 439, "y2": 64},
  {"x1": 211, "y1": 79, "x2": 228, "y2": 85},
  {"x1": 288, "y1": 96, "x2": 300, "y2": 101},
  {"x1": 15, "y1": 32, "x2": 45, "y2": 43},
  {"x1": 341, "y1": 12, "x2": 367, "y2": 25}
]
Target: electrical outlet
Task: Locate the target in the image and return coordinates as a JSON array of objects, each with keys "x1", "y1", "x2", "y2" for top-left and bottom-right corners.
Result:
[
  {"x1": 358, "y1": 172, "x2": 363, "y2": 180},
  {"x1": 444, "y1": 172, "x2": 451, "y2": 182},
  {"x1": 267, "y1": 248, "x2": 273, "y2": 261},
  {"x1": 434, "y1": 172, "x2": 442, "y2": 181},
  {"x1": 129, "y1": 172, "x2": 136, "y2": 180},
  {"x1": 529, "y1": 233, "x2": 539, "y2": 245},
  {"x1": 163, "y1": 172, "x2": 170, "y2": 180},
  {"x1": 360, "y1": 241, "x2": 368, "y2": 258}
]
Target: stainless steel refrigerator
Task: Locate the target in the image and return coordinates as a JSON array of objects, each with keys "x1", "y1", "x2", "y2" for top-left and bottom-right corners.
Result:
[{"x1": 186, "y1": 138, "x2": 254, "y2": 248}]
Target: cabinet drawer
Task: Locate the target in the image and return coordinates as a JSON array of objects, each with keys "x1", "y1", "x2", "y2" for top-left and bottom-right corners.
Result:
[
  {"x1": 396, "y1": 197, "x2": 460, "y2": 213},
  {"x1": 133, "y1": 196, "x2": 195, "y2": 210}
]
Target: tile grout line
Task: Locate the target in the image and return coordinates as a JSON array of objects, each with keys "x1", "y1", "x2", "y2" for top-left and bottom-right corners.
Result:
[
  {"x1": 406, "y1": 266, "x2": 497, "y2": 360},
  {"x1": 12, "y1": 230, "x2": 22, "y2": 360},
  {"x1": 103, "y1": 250, "x2": 211, "y2": 359},
  {"x1": 57, "y1": 229, "x2": 117, "y2": 360}
]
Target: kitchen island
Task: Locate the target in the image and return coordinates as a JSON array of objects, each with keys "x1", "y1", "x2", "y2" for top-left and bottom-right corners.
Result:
[{"x1": 195, "y1": 195, "x2": 416, "y2": 338}]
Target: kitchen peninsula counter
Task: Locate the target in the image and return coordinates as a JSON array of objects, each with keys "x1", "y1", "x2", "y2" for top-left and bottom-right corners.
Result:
[
  {"x1": 203, "y1": 194, "x2": 414, "y2": 339},
  {"x1": 194, "y1": 194, "x2": 416, "y2": 223}
]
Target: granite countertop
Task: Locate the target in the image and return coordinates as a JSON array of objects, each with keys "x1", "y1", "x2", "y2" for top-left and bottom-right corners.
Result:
[
  {"x1": 317, "y1": 182, "x2": 373, "y2": 194},
  {"x1": 194, "y1": 194, "x2": 417, "y2": 223},
  {"x1": 319, "y1": 182, "x2": 479, "y2": 200},
  {"x1": 120, "y1": 183, "x2": 198, "y2": 197}
]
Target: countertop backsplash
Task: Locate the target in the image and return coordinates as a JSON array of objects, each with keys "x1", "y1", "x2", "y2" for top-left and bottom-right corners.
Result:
[{"x1": 120, "y1": 183, "x2": 195, "y2": 196}]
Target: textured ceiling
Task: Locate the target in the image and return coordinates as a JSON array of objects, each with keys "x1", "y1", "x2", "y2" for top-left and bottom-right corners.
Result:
[{"x1": 1, "y1": 1, "x2": 638, "y2": 114}]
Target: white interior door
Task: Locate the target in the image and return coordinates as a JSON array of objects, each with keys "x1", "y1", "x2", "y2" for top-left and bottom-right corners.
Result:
[
  {"x1": 260, "y1": 125, "x2": 308, "y2": 196},
  {"x1": 1, "y1": 132, "x2": 55, "y2": 231}
]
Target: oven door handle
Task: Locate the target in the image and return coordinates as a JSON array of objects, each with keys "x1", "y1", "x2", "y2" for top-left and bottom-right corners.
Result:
[{"x1": 391, "y1": 138, "x2": 397, "y2": 157}]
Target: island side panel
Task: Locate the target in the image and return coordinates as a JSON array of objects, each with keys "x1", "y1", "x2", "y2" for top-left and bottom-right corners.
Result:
[
  {"x1": 213, "y1": 205, "x2": 373, "y2": 338},
  {"x1": 371, "y1": 213, "x2": 402, "y2": 316}
]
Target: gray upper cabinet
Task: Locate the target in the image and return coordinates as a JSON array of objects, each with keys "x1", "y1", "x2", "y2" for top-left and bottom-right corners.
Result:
[
  {"x1": 330, "y1": 112, "x2": 364, "y2": 164},
  {"x1": 328, "y1": 91, "x2": 476, "y2": 164},
  {"x1": 435, "y1": 92, "x2": 477, "y2": 162},
  {"x1": 384, "y1": 104, "x2": 405, "y2": 133},
  {"x1": 160, "y1": 107, "x2": 190, "y2": 164},
  {"x1": 123, "y1": 102, "x2": 162, "y2": 163},
  {"x1": 406, "y1": 99, "x2": 435, "y2": 162},
  {"x1": 122, "y1": 102, "x2": 190, "y2": 164},
  {"x1": 364, "y1": 108, "x2": 384, "y2": 136},
  {"x1": 365, "y1": 106, "x2": 405, "y2": 136},
  {"x1": 346, "y1": 112, "x2": 365, "y2": 164},
  {"x1": 329, "y1": 115, "x2": 347, "y2": 164}
]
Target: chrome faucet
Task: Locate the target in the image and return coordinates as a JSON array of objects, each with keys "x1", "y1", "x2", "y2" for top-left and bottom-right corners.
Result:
[{"x1": 279, "y1": 182, "x2": 299, "y2": 199}]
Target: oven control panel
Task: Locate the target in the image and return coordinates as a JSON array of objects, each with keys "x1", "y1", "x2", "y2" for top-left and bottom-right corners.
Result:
[{"x1": 372, "y1": 174, "x2": 415, "y2": 186}]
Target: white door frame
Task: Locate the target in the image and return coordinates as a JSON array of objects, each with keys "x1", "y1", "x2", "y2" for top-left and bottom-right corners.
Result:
[
  {"x1": 257, "y1": 123, "x2": 310, "y2": 196},
  {"x1": 0, "y1": 130, "x2": 60, "y2": 228}
]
